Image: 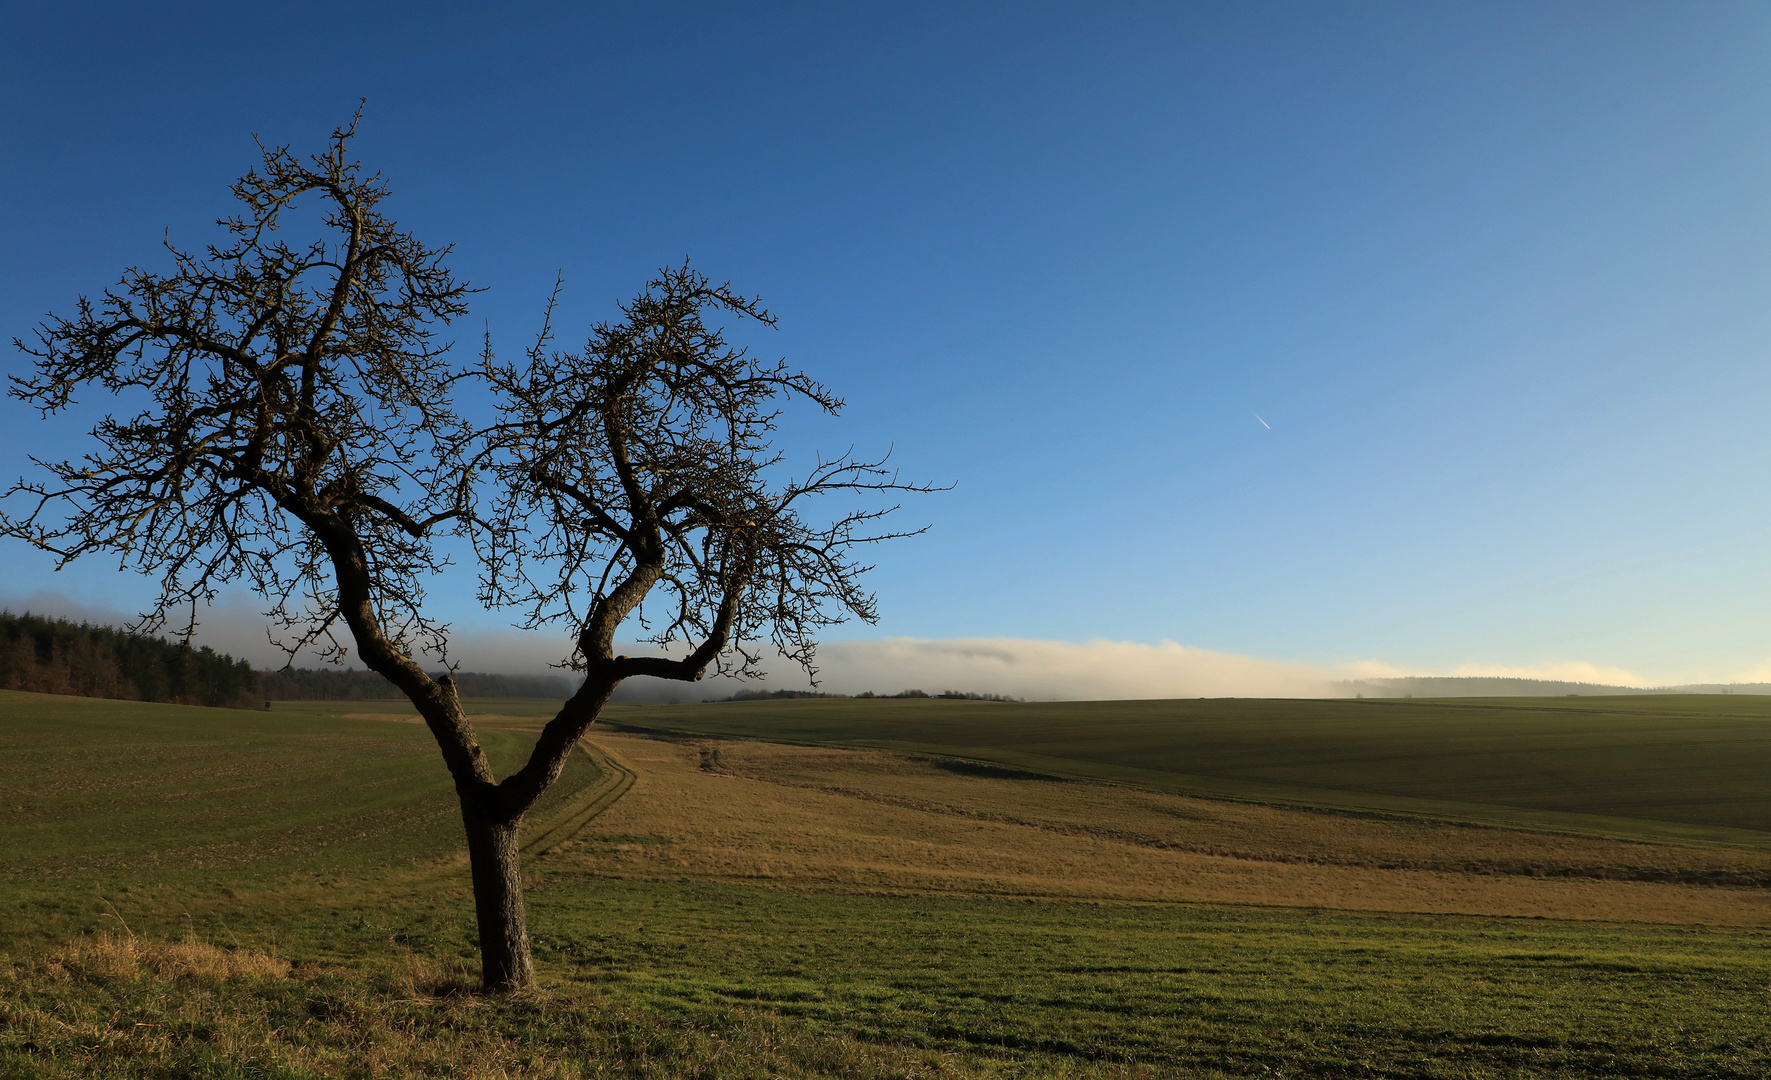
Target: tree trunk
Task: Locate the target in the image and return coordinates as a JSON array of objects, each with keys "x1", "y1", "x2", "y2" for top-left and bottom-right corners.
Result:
[{"x1": 461, "y1": 806, "x2": 533, "y2": 992}]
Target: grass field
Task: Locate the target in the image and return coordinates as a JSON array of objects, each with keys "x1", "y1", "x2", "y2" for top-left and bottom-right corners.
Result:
[
  {"x1": 598, "y1": 695, "x2": 1771, "y2": 848},
  {"x1": 0, "y1": 692, "x2": 601, "y2": 890},
  {"x1": 3, "y1": 688, "x2": 1771, "y2": 1077}
]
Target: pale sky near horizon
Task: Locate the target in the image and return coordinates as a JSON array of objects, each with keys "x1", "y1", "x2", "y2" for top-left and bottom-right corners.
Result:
[{"x1": 3, "y1": 3, "x2": 1770, "y2": 691}]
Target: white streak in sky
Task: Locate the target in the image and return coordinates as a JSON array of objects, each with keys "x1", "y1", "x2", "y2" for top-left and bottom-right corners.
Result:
[{"x1": 1254, "y1": 413, "x2": 1271, "y2": 429}]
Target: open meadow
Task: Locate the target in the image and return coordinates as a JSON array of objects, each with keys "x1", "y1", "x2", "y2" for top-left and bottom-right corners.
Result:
[
  {"x1": 3, "y1": 689, "x2": 1770, "y2": 1077},
  {"x1": 602, "y1": 695, "x2": 1771, "y2": 848}
]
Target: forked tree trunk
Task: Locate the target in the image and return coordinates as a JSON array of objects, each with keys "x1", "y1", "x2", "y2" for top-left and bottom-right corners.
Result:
[{"x1": 461, "y1": 806, "x2": 533, "y2": 991}]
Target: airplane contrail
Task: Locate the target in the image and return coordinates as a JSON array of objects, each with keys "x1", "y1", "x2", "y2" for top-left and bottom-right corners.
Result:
[{"x1": 1254, "y1": 413, "x2": 1271, "y2": 429}]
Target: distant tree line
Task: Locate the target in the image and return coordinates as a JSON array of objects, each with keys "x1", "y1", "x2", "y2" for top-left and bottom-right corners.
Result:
[
  {"x1": 722, "y1": 688, "x2": 845, "y2": 701},
  {"x1": 258, "y1": 668, "x2": 574, "y2": 700},
  {"x1": 858, "y1": 689, "x2": 1020, "y2": 701},
  {"x1": 1, "y1": 608, "x2": 1015, "y2": 710},
  {"x1": 723, "y1": 688, "x2": 1020, "y2": 702},
  {"x1": 0, "y1": 610, "x2": 259, "y2": 708},
  {"x1": 0, "y1": 610, "x2": 576, "y2": 708}
]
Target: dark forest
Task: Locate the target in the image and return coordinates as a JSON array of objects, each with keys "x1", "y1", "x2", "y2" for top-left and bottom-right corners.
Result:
[
  {"x1": 0, "y1": 611, "x2": 572, "y2": 708},
  {"x1": 0, "y1": 610, "x2": 259, "y2": 708}
]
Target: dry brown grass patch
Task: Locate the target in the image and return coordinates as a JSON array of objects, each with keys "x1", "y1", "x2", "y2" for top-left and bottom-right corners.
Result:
[
  {"x1": 372, "y1": 947, "x2": 480, "y2": 999},
  {"x1": 566, "y1": 732, "x2": 1771, "y2": 926},
  {"x1": 46, "y1": 933, "x2": 290, "y2": 983}
]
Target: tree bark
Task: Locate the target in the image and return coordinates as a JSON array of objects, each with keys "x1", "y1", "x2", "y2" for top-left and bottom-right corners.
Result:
[{"x1": 461, "y1": 805, "x2": 533, "y2": 991}]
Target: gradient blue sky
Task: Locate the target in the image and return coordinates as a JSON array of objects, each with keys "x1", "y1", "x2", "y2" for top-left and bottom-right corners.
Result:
[{"x1": 4, "y1": 2, "x2": 1770, "y2": 688}]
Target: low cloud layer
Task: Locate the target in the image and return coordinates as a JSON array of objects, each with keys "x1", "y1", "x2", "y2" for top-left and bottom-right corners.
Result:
[
  {"x1": 1440, "y1": 660, "x2": 1654, "y2": 688},
  {"x1": 0, "y1": 587, "x2": 1700, "y2": 699},
  {"x1": 791, "y1": 637, "x2": 1342, "y2": 700}
]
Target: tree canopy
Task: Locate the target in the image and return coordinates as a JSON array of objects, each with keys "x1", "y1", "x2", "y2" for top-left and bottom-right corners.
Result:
[
  {"x1": 5, "y1": 115, "x2": 474, "y2": 665},
  {"x1": 2, "y1": 116, "x2": 933, "y2": 990}
]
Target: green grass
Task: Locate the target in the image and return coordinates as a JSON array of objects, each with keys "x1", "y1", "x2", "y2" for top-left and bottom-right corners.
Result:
[
  {"x1": 6, "y1": 688, "x2": 1771, "y2": 1077},
  {"x1": 0, "y1": 690, "x2": 597, "y2": 920},
  {"x1": 527, "y1": 879, "x2": 1771, "y2": 1076},
  {"x1": 9, "y1": 875, "x2": 1771, "y2": 1077},
  {"x1": 602, "y1": 695, "x2": 1771, "y2": 848}
]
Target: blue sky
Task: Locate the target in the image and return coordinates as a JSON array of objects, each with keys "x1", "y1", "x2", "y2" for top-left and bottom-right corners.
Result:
[{"x1": 3, "y1": 3, "x2": 1770, "y2": 690}]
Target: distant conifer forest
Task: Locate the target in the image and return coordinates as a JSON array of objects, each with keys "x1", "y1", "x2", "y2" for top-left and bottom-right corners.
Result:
[
  {"x1": 0, "y1": 610, "x2": 259, "y2": 708},
  {"x1": 0, "y1": 611, "x2": 575, "y2": 709}
]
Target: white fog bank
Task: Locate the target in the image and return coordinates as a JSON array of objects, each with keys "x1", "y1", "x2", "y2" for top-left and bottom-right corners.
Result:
[
  {"x1": 0, "y1": 588, "x2": 1724, "y2": 700},
  {"x1": 783, "y1": 637, "x2": 1342, "y2": 700}
]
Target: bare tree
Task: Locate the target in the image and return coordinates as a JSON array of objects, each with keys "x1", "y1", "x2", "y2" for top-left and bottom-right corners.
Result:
[
  {"x1": 3, "y1": 120, "x2": 933, "y2": 991},
  {"x1": 470, "y1": 263, "x2": 936, "y2": 987}
]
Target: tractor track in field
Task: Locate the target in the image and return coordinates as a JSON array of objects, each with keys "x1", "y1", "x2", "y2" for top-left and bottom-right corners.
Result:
[{"x1": 523, "y1": 737, "x2": 637, "y2": 858}]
